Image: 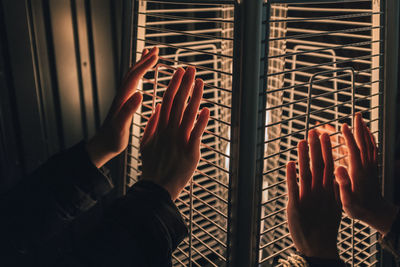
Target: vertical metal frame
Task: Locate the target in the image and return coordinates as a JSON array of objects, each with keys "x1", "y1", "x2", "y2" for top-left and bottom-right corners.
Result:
[
  {"x1": 229, "y1": 0, "x2": 266, "y2": 266},
  {"x1": 117, "y1": 0, "x2": 135, "y2": 196},
  {"x1": 383, "y1": 0, "x2": 399, "y2": 203},
  {"x1": 382, "y1": 0, "x2": 399, "y2": 264}
]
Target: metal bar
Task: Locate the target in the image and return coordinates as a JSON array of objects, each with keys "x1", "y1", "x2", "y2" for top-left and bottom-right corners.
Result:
[
  {"x1": 137, "y1": 11, "x2": 234, "y2": 24},
  {"x1": 265, "y1": 67, "x2": 381, "y2": 94},
  {"x1": 264, "y1": 105, "x2": 380, "y2": 145},
  {"x1": 267, "y1": 40, "x2": 378, "y2": 59},
  {"x1": 145, "y1": 7, "x2": 234, "y2": 13},
  {"x1": 270, "y1": 25, "x2": 382, "y2": 42},
  {"x1": 259, "y1": 244, "x2": 295, "y2": 263},
  {"x1": 138, "y1": 39, "x2": 233, "y2": 59},
  {"x1": 230, "y1": 1, "x2": 264, "y2": 266},
  {"x1": 268, "y1": 11, "x2": 381, "y2": 24},
  {"x1": 305, "y1": 68, "x2": 355, "y2": 140},
  {"x1": 119, "y1": 0, "x2": 135, "y2": 197},
  {"x1": 142, "y1": 0, "x2": 235, "y2": 5},
  {"x1": 269, "y1": 0, "x2": 372, "y2": 4},
  {"x1": 265, "y1": 52, "x2": 383, "y2": 77},
  {"x1": 137, "y1": 24, "x2": 234, "y2": 41},
  {"x1": 382, "y1": 0, "x2": 399, "y2": 265}
]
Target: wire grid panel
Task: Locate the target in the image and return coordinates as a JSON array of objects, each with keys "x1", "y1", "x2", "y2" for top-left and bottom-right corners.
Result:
[
  {"x1": 260, "y1": 0, "x2": 382, "y2": 266},
  {"x1": 128, "y1": 1, "x2": 234, "y2": 266}
]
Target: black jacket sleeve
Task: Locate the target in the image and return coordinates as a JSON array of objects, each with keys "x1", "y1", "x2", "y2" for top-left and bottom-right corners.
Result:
[
  {"x1": 75, "y1": 180, "x2": 188, "y2": 267},
  {"x1": 0, "y1": 141, "x2": 114, "y2": 265},
  {"x1": 379, "y1": 209, "x2": 400, "y2": 266},
  {"x1": 0, "y1": 142, "x2": 188, "y2": 267}
]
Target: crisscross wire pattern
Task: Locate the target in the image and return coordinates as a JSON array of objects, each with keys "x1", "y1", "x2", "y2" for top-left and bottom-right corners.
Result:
[{"x1": 260, "y1": 1, "x2": 382, "y2": 266}]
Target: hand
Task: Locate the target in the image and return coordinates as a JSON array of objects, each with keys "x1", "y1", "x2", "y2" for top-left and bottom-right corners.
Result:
[
  {"x1": 316, "y1": 122, "x2": 348, "y2": 168},
  {"x1": 335, "y1": 112, "x2": 399, "y2": 235},
  {"x1": 140, "y1": 67, "x2": 210, "y2": 200},
  {"x1": 286, "y1": 130, "x2": 342, "y2": 259},
  {"x1": 86, "y1": 47, "x2": 159, "y2": 168}
]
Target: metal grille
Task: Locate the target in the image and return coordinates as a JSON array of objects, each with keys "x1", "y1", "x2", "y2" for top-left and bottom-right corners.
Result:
[
  {"x1": 128, "y1": 1, "x2": 234, "y2": 265},
  {"x1": 126, "y1": 0, "x2": 386, "y2": 266},
  {"x1": 260, "y1": 0, "x2": 382, "y2": 266}
]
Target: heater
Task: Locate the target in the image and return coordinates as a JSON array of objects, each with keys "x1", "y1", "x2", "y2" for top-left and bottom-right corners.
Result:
[{"x1": 122, "y1": 0, "x2": 394, "y2": 266}]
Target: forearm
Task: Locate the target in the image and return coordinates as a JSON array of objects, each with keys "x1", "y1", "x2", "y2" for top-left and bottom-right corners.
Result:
[
  {"x1": 73, "y1": 180, "x2": 188, "y2": 266},
  {"x1": 379, "y1": 207, "x2": 400, "y2": 263},
  {"x1": 0, "y1": 141, "x2": 114, "y2": 257}
]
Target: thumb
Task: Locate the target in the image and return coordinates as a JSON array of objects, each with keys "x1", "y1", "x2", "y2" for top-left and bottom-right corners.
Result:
[{"x1": 116, "y1": 92, "x2": 143, "y2": 131}]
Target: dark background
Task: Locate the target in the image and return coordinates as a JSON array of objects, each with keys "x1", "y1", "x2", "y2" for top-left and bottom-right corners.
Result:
[{"x1": 0, "y1": 0, "x2": 124, "y2": 193}]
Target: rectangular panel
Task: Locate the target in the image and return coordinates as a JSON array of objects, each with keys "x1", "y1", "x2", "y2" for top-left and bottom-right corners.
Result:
[
  {"x1": 128, "y1": 1, "x2": 234, "y2": 266},
  {"x1": 260, "y1": 0, "x2": 383, "y2": 266}
]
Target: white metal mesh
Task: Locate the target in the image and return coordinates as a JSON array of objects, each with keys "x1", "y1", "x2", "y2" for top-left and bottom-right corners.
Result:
[
  {"x1": 260, "y1": 1, "x2": 382, "y2": 266},
  {"x1": 127, "y1": 0, "x2": 385, "y2": 266},
  {"x1": 128, "y1": 1, "x2": 234, "y2": 266}
]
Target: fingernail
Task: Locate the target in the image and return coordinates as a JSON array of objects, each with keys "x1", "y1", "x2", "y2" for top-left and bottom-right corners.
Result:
[
  {"x1": 308, "y1": 129, "x2": 318, "y2": 139},
  {"x1": 195, "y1": 78, "x2": 204, "y2": 86},
  {"x1": 299, "y1": 140, "x2": 308, "y2": 150},
  {"x1": 342, "y1": 123, "x2": 349, "y2": 133},
  {"x1": 186, "y1": 66, "x2": 196, "y2": 74},
  {"x1": 202, "y1": 108, "x2": 210, "y2": 117},
  {"x1": 176, "y1": 67, "x2": 185, "y2": 74}
]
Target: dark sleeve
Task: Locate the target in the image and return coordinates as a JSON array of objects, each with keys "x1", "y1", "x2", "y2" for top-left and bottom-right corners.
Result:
[
  {"x1": 75, "y1": 180, "x2": 188, "y2": 267},
  {"x1": 0, "y1": 141, "x2": 114, "y2": 264},
  {"x1": 379, "y1": 209, "x2": 400, "y2": 264},
  {"x1": 304, "y1": 256, "x2": 347, "y2": 267}
]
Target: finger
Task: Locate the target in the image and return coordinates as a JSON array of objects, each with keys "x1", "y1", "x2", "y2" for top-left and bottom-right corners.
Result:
[
  {"x1": 314, "y1": 121, "x2": 322, "y2": 136},
  {"x1": 338, "y1": 135, "x2": 348, "y2": 166},
  {"x1": 141, "y1": 48, "x2": 149, "y2": 60},
  {"x1": 121, "y1": 47, "x2": 158, "y2": 87},
  {"x1": 117, "y1": 54, "x2": 158, "y2": 109},
  {"x1": 309, "y1": 130, "x2": 324, "y2": 190},
  {"x1": 354, "y1": 113, "x2": 368, "y2": 166},
  {"x1": 342, "y1": 123, "x2": 362, "y2": 172},
  {"x1": 363, "y1": 122, "x2": 374, "y2": 164},
  {"x1": 168, "y1": 67, "x2": 196, "y2": 129},
  {"x1": 321, "y1": 133, "x2": 335, "y2": 193},
  {"x1": 188, "y1": 108, "x2": 210, "y2": 149},
  {"x1": 131, "y1": 46, "x2": 159, "y2": 73},
  {"x1": 298, "y1": 140, "x2": 312, "y2": 199},
  {"x1": 340, "y1": 145, "x2": 349, "y2": 167},
  {"x1": 335, "y1": 166, "x2": 354, "y2": 210},
  {"x1": 369, "y1": 131, "x2": 378, "y2": 164},
  {"x1": 116, "y1": 92, "x2": 143, "y2": 131},
  {"x1": 333, "y1": 180, "x2": 341, "y2": 207},
  {"x1": 157, "y1": 68, "x2": 185, "y2": 131},
  {"x1": 179, "y1": 79, "x2": 204, "y2": 142},
  {"x1": 141, "y1": 104, "x2": 161, "y2": 148},
  {"x1": 286, "y1": 161, "x2": 299, "y2": 207},
  {"x1": 123, "y1": 54, "x2": 158, "y2": 90}
]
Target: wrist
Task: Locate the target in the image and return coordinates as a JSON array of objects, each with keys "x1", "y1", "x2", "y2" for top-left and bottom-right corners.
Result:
[
  {"x1": 364, "y1": 201, "x2": 399, "y2": 235},
  {"x1": 299, "y1": 243, "x2": 339, "y2": 260},
  {"x1": 141, "y1": 175, "x2": 181, "y2": 201},
  {"x1": 86, "y1": 136, "x2": 116, "y2": 168}
]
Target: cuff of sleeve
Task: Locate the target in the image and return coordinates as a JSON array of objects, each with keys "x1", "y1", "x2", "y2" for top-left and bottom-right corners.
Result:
[
  {"x1": 296, "y1": 252, "x2": 346, "y2": 267},
  {"x1": 63, "y1": 141, "x2": 114, "y2": 199},
  {"x1": 48, "y1": 141, "x2": 114, "y2": 219},
  {"x1": 379, "y1": 208, "x2": 400, "y2": 262},
  {"x1": 131, "y1": 180, "x2": 188, "y2": 248}
]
